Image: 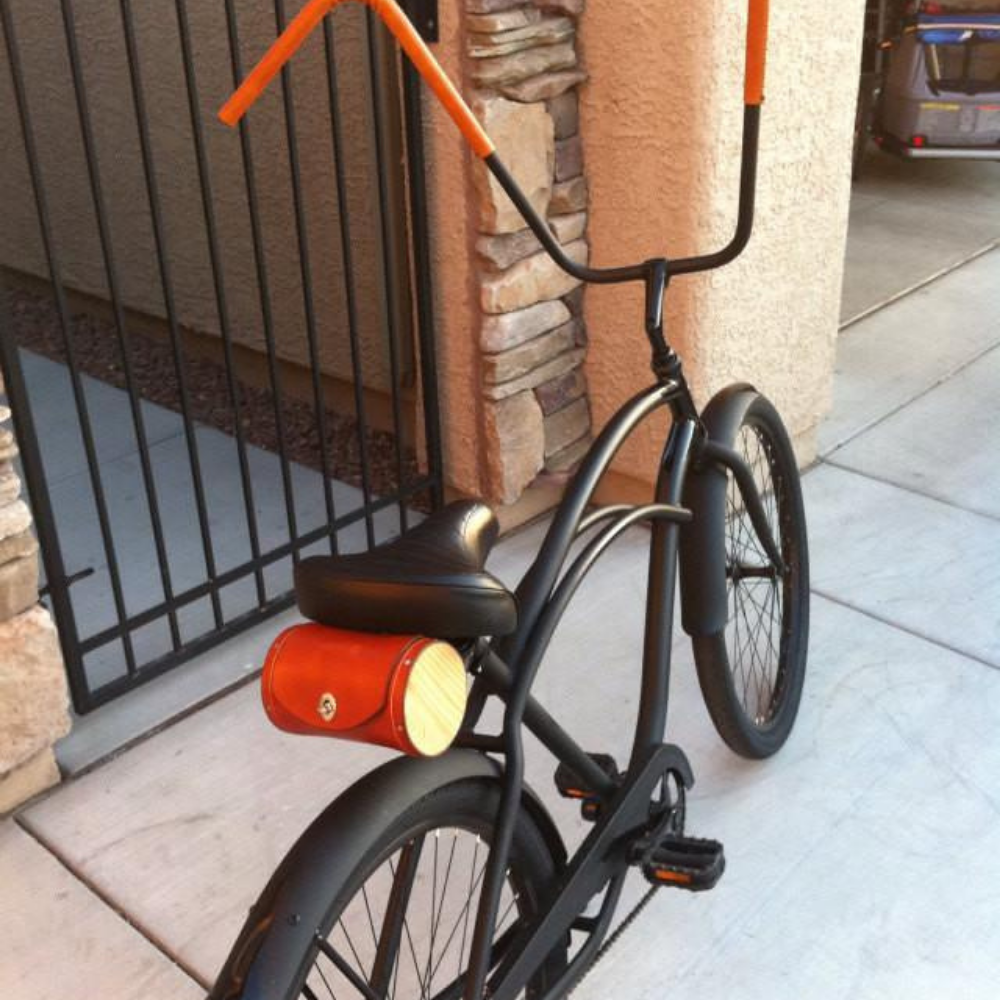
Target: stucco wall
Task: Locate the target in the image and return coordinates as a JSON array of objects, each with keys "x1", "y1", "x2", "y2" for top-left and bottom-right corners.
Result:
[
  {"x1": 0, "y1": 0, "x2": 406, "y2": 392},
  {"x1": 580, "y1": 0, "x2": 866, "y2": 486}
]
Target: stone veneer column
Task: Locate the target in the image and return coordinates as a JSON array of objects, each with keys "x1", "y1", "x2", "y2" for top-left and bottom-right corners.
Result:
[
  {"x1": 0, "y1": 372, "x2": 70, "y2": 813},
  {"x1": 466, "y1": 0, "x2": 593, "y2": 505}
]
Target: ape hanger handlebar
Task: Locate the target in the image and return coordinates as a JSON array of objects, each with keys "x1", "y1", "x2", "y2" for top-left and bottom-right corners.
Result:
[{"x1": 220, "y1": 0, "x2": 770, "y2": 288}]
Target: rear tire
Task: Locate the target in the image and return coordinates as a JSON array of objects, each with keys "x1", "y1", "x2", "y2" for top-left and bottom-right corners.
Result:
[
  {"x1": 693, "y1": 394, "x2": 809, "y2": 759},
  {"x1": 289, "y1": 776, "x2": 567, "y2": 999}
]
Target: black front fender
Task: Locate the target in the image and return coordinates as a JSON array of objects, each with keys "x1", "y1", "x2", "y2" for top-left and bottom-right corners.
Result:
[
  {"x1": 209, "y1": 749, "x2": 565, "y2": 1000},
  {"x1": 679, "y1": 383, "x2": 759, "y2": 638}
]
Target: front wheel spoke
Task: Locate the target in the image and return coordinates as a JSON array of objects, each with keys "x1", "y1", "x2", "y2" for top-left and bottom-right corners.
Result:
[{"x1": 736, "y1": 582, "x2": 766, "y2": 717}]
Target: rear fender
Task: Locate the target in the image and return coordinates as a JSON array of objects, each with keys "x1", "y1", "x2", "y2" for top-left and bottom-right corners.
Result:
[
  {"x1": 209, "y1": 750, "x2": 565, "y2": 1000},
  {"x1": 679, "y1": 383, "x2": 759, "y2": 637}
]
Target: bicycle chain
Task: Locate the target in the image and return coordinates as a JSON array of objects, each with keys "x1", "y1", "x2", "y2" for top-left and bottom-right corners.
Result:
[
  {"x1": 568, "y1": 773, "x2": 685, "y2": 993},
  {"x1": 568, "y1": 885, "x2": 660, "y2": 996}
]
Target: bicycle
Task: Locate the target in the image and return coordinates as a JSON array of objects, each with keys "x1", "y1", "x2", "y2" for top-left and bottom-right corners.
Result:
[{"x1": 209, "y1": 2, "x2": 809, "y2": 999}]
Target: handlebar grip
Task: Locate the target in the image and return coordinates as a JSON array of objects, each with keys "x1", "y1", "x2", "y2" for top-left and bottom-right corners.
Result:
[
  {"x1": 219, "y1": 0, "x2": 495, "y2": 159},
  {"x1": 744, "y1": 0, "x2": 770, "y2": 105}
]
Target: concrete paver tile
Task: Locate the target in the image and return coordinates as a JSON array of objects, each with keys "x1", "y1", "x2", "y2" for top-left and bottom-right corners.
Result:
[
  {"x1": 0, "y1": 821, "x2": 203, "y2": 1000},
  {"x1": 20, "y1": 350, "x2": 183, "y2": 487},
  {"x1": 23, "y1": 682, "x2": 395, "y2": 986},
  {"x1": 821, "y1": 248, "x2": 1000, "y2": 454},
  {"x1": 45, "y1": 418, "x2": 405, "y2": 692},
  {"x1": 830, "y1": 345, "x2": 1000, "y2": 520},
  {"x1": 842, "y1": 157, "x2": 1000, "y2": 322},
  {"x1": 56, "y1": 605, "x2": 303, "y2": 776},
  {"x1": 575, "y1": 595, "x2": 1000, "y2": 999},
  {"x1": 803, "y1": 463, "x2": 1000, "y2": 666},
  {"x1": 841, "y1": 199, "x2": 998, "y2": 324}
]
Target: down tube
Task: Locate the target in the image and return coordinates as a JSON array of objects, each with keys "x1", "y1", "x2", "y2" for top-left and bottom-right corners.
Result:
[{"x1": 629, "y1": 417, "x2": 697, "y2": 769}]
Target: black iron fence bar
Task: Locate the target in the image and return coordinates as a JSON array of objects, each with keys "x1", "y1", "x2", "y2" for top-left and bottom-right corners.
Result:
[
  {"x1": 80, "y1": 590, "x2": 296, "y2": 713},
  {"x1": 59, "y1": 0, "x2": 183, "y2": 656},
  {"x1": 1, "y1": 0, "x2": 137, "y2": 674},
  {"x1": 174, "y1": 0, "x2": 267, "y2": 607},
  {"x1": 225, "y1": 0, "x2": 301, "y2": 563},
  {"x1": 119, "y1": 0, "x2": 224, "y2": 635},
  {"x1": 4, "y1": 0, "x2": 444, "y2": 711},
  {"x1": 366, "y1": 10, "x2": 410, "y2": 533},
  {"x1": 274, "y1": 0, "x2": 339, "y2": 554},
  {"x1": 401, "y1": 61, "x2": 444, "y2": 508},
  {"x1": 76, "y1": 475, "x2": 437, "y2": 657},
  {"x1": 322, "y1": 17, "x2": 377, "y2": 549}
]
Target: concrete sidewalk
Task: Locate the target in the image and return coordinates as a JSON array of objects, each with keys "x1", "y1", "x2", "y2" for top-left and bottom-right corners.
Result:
[
  {"x1": 842, "y1": 153, "x2": 1000, "y2": 325},
  {"x1": 3, "y1": 248, "x2": 999, "y2": 999}
]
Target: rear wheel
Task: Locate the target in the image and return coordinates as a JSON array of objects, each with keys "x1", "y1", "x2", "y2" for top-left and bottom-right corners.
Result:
[
  {"x1": 292, "y1": 778, "x2": 566, "y2": 999},
  {"x1": 693, "y1": 394, "x2": 809, "y2": 759}
]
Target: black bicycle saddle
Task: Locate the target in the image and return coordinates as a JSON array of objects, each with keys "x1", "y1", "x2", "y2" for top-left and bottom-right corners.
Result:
[{"x1": 294, "y1": 500, "x2": 517, "y2": 639}]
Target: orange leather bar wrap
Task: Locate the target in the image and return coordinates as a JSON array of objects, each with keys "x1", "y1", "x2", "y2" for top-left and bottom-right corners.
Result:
[
  {"x1": 744, "y1": 0, "x2": 770, "y2": 105},
  {"x1": 219, "y1": 0, "x2": 495, "y2": 158}
]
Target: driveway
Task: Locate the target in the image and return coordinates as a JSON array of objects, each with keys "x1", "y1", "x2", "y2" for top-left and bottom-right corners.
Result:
[{"x1": 842, "y1": 149, "x2": 1000, "y2": 325}]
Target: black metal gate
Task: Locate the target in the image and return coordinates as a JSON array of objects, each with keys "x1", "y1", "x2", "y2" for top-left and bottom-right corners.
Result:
[{"x1": 0, "y1": 0, "x2": 443, "y2": 713}]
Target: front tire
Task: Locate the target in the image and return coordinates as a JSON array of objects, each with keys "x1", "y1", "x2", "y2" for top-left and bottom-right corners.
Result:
[{"x1": 693, "y1": 393, "x2": 810, "y2": 759}]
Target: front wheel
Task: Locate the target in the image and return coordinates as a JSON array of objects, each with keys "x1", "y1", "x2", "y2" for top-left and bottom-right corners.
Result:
[
  {"x1": 289, "y1": 777, "x2": 567, "y2": 1000},
  {"x1": 693, "y1": 393, "x2": 810, "y2": 759}
]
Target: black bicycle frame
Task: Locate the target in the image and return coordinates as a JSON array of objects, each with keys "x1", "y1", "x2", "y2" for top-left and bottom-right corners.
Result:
[
  {"x1": 449, "y1": 368, "x2": 778, "y2": 1000},
  {"x1": 446, "y1": 88, "x2": 773, "y2": 1000}
]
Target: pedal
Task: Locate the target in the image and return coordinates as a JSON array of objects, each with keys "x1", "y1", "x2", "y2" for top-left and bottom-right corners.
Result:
[
  {"x1": 554, "y1": 753, "x2": 619, "y2": 821},
  {"x1": 640, "y1": 835, "x2": 725, "y2": 892}
]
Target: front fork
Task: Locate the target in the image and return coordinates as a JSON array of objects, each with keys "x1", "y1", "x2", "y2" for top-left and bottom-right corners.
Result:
[{"x1": 680, "y1": 383, "x2": 784, "y2": 639}]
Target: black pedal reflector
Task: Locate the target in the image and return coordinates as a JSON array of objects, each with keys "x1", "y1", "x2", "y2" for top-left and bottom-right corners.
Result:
[
  {"x1": 642, "y1": 835, "x2": 725, "y2": 892},
  {"x1": 554, "y1": 753, "x2": 619, "y2": 801}
]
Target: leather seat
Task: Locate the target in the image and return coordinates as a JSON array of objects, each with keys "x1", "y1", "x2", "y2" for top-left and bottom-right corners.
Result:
[{"x1": 294, "y1": 501, "x2": 517, "y2": 639}]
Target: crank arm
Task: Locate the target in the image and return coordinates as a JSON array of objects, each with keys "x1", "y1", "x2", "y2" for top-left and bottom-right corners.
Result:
[{"x1": 486, "y1": 744, "x2": 694, "y2": 1000}]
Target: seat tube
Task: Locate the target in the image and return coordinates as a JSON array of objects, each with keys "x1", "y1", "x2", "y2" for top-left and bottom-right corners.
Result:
[{"x1": 629, "y1": 417, "x2": 697, "y2": 769}]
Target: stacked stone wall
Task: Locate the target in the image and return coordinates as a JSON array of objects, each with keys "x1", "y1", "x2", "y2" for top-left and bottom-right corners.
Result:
[
  {"x1": 0, "y1": 372, "x2": 70, "y2": 813},
  {"x1": 467, "y1": 0, "x2": 593, "y2": 504}
]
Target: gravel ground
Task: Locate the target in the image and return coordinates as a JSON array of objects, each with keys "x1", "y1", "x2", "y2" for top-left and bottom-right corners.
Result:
[{"x1": 6, "y1": 286, "x2": 426, "y2": 509}]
